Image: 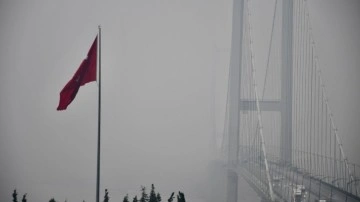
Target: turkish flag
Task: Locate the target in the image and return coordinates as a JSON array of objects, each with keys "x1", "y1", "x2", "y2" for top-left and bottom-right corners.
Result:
[{"x1": 57, "y1": 36, "x2": 97, "y2": 110}]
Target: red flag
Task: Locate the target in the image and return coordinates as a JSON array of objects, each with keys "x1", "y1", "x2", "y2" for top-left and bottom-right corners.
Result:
[{"x1": 57, "y1": 36, "x2": 97, "y2": 110}]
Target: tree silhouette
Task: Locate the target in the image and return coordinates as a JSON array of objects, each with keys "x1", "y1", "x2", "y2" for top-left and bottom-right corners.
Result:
[
  {"x1": 123, "y1": 194, "x2": 129, "y2": 202},
  {"x1": 156, "y1": 193, "x2": 162, "y2": 202},
  {"x1": 7, "y1": 184, "x2": 185, "y2": 202},
  {"x1": 21, "y1": 194, "x2": 27, "y2": 202},
  {"x1": 103, "y1": 189, "x2": 110, "y2": 202},
  {"x1": 167, "y1": 192, "x2": 174, "y2": 202},
  {"x1": 176, "y1": 192, "x2": 185, "y2": 202},
  {"x1": 12, "y1": 189, "x2": 18, "y2": 202},
  {"x1": 139, "y1": 186, "x2": 148, "y2": 202},
  {"x1": 149, "y1": 184, "x2": 157, "y2": 202}
]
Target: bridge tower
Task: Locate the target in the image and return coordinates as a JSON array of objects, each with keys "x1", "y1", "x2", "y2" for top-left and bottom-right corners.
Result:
[
  {"x1": 226, "y1": 0, "x2": 244, "y2": 202},
  {"x1": 226, "y1": 0, "x2": 293, "y2": 202},
  {"x1": 280, "y1": 0, "x2": 293, "y2": 164}
]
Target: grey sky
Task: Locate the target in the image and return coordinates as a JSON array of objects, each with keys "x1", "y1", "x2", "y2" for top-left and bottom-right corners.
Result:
[{"x1": 0, "y1": 1, "x2": 359, "y2": 202}]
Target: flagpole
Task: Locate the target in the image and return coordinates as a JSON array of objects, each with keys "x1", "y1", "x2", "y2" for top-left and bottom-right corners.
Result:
[{"x1": 96, "y1": 25, "x2": 102, "y2": 202}]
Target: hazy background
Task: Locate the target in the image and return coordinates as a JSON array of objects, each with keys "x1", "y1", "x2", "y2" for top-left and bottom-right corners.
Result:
[{"x1": 0, "y1": 0, "x2": 359, "y2": 202}]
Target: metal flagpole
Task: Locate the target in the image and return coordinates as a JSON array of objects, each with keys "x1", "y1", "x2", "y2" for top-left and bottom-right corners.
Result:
[{"x1": 96, "y1": 25, "x2": 102, "y2": 202}]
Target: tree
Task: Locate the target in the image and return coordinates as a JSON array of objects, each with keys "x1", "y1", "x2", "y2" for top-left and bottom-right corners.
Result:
[
  {"x1": 132, "y1": 196, "x2": 138, "y2": 202},
  {"x1": 104, "y1": 189, "x2": 110, "y2": 202},
  {"x1": 12, "y1": 190, "x2": 18, "y2": 202},
  {"x1": 167, "y1": 192, "x2": 174, "y2": 202},
  {"x1": 22, "y1": 194, "x2": 27, "y2": 202},
  {"x1": 49, "y1": 198, "x2": 56, "y2": 202},
  {"x1": 176, "y1": 192, "x2": 185, "y2": 202},
  {"x1": 156, "y1": 193, "x2": 162, "y2": 202},
  {"x1": 149, "y1": 184, "x2": 157, "y2": 202},
  {"x1": 123, "y1": 194, "x2": 129, "y2": 202},
  {"x1": 139, "y1": 186, "x2": 148, "y2": 202}
]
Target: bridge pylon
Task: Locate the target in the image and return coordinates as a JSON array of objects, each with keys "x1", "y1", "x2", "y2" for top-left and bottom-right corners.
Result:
[
  {"x1": 280, "y1": 0, "x2": 293, "y2": 164},
  {"x1": 226, "y1": 0, "x2": 244, "y2": 202},
  {"x1": 226, "y1": 0, "x2": 294, "y2": 201}
]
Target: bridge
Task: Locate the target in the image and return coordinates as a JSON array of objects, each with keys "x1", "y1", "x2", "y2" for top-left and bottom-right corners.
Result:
[{"x1": 219, "y1": 0, "x2": 360, "y2": 201}]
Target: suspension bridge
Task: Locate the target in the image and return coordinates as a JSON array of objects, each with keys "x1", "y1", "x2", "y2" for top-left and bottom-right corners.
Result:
[{"x1": 219, "y1": 0, "x2": 360, "y2": 201}]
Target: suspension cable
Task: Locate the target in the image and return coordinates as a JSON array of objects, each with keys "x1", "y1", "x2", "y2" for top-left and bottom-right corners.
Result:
[{"x1": 246, "y1": 0, "x2": 274, "y2": 200}]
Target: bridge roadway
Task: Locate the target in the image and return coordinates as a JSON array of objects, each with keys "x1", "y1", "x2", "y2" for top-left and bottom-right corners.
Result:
[
  {"x1": 270, "y1": 165, "x2": 360, "y2": 202},
  {"x1": 238, "y1": 161, "x2": 360, "y2": 202}
]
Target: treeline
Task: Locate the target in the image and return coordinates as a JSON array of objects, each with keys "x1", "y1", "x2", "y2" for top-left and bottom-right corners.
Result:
[
  {"x1": 10, "y1": 184, "x2": 186, "y2": 202},
  {"x1": 117, "y1": 184, "x2": 185, "y2": 202}
]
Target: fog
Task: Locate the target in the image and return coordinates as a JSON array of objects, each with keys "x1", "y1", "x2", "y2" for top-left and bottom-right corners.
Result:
[{"x1": 0, "y1": 1, "x2": 359, "y2": 202}]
